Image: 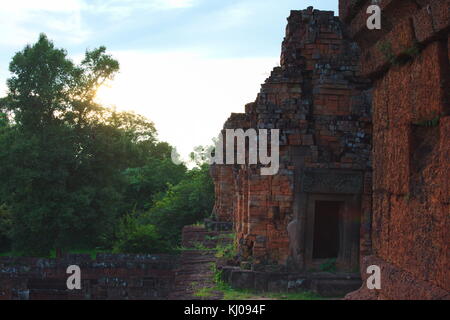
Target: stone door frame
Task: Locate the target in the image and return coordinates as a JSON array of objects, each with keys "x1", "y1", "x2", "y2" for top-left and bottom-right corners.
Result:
[
  {"x1": 293, "y1": 168, "x2": 364, "y2": 272},
  {"x1": 303, "y1": 193, "x2": 361, "y2": 272}
]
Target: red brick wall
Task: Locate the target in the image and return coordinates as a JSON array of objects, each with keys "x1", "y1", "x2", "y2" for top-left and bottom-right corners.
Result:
[{"x1": 340, "y1": 0, "x2": 449, "y2": 299}]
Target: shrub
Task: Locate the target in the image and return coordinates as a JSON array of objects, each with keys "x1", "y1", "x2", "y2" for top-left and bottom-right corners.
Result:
[
  {"x1": 113, "y1": 213, "x2": 170, "y2": 254},
  {"x1": 144, "y1": 164, "x2": 215, "y2": 247},
  {"x1": 0, "y1": 204, "x2": 12, "y2": 252}
]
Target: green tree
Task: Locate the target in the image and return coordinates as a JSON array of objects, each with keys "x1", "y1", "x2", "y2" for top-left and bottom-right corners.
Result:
[
  {"x1": 0, "y1": 204, "x2": 12, "y2": 252},
  {"x1": 144, "y1": 164, "x2": 215, "y2": 247},
  {"x1": 122, "y1": 157, "x2": 187, "y2": 213},
  {"x1": 0, "y1": 34, "x2": 211, "y2": 256},
  {"x1": 0, "y1": 34, "x2": 124, "y2": 255}
]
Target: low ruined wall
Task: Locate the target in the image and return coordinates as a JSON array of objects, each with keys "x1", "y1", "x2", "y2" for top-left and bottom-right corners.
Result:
[
  {"x1": 0, "y1": 254, "x2": 179, "y2": 300},
  {"x1": 340, "y1": 0, "x2": 449, "y2": 299},
  {"x1": 220, "y1": 266, "x2": 362, "y2": 298}
]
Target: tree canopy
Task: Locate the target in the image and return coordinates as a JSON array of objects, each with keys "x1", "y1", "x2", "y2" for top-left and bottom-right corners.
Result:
[{"x1": 0, "y1": 34, "x2": 214, "y2": 256}]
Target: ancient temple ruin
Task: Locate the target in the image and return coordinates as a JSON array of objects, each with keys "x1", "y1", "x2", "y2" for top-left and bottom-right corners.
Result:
[
  {"x1": 211, "y1": 7, "x2": 373, "y2": 274},
  {"x1": 1, "y1": 1, "x2": 447, "y2": 301},
  {"x1": 213, "y1": 1, "x2": 449, "y2": 299}
]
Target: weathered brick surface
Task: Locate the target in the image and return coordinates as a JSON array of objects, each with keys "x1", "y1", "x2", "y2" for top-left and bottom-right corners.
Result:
[
  {"x1": 341, "y1": 0, "x2": 450, "y2": 299},
  {"x1": 345, "y1": 255, "x2": 449, "y2": 300},
  {"x1": 440, "y1": 117, "x2": 450, "y2": 204},
  {"x1": 372, "y1": 41, "x2": 447, "y2": 132},
  {"x1": 212, "y1": 7, "x2": 372, "y2": 271}
]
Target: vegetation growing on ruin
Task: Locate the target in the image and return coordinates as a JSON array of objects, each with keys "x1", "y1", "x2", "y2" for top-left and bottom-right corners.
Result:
[
  {"x1": 377, "y1": 39, "x2": 422, "y2": 67},
  {"x1": 319, "y1": 258, "x2": 338, "y2": 272},
  {"x1": 192, "y1": 263, "x2": 324, "y2": 300},
  {"x1": 377, "y1": 40, "x2": 396, "y2": 65},
  {"x1": 413, "y1": 115, "x2": 441, "y2": 128},
  {"x1": 214, "y1": 241, "x2": 237, "y2": 260}
]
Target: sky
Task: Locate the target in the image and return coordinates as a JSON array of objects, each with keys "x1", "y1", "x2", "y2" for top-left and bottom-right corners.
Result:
[{"x1": 0, "y1": 0, "x2": 338, "y2": 160}]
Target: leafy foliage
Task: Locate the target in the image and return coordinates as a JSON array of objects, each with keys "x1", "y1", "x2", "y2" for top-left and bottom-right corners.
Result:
[
  {"x1": 0, "y1": 204, "x2": 12, "y2": 252},
  {"x1": 113, "y1": 213, "x2": 170, "y2": 254},
  {"x1": 0, "y1": 34, "x2": 212, "y2": 256},
  {"x1": 144, "y1": 164, "x2": 215, "y2": 247},
  {"x1": 214, "y1": 242, "x2": 237, "y2": 260},
  {"x1": 122, "y1": 156, "x2": 186, "y2": 213}
]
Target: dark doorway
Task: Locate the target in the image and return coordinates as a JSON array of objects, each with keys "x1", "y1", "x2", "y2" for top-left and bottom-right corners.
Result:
[{"x1": 312, "y1": 201, "x2": 342, "y2": 259}]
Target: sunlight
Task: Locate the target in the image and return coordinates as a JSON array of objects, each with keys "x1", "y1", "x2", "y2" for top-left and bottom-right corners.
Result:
[
  {"x1": 90, "y1": 50, "x2": 278, "y2": 162},
  {"x1": 94, "y1": 82, "x2": 117, "y2": 107}
]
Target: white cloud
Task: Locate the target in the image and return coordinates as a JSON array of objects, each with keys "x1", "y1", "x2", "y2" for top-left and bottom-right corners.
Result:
[
  {"x1": 82, "y1": 0, "x2": 197, "y2": 18},
  {"x1": 181, "y1": 1, "x2": 254, "y2": 34},
  {"x1": 212, "y1": 3, "x2": 253, "y2": 29},
  {"x1": 2, "y1": 0, "x2": 83, "y2": 12},
  {"x1": 94, "y1": 50, "x2": 278, "y2": 160},
  {"x1": 0, "y1": 0, "x2": 88, "y2": 46},
  {"x1": 0, "y1": 0, "x2": 278, "y2": 158},
  {"x1": 154, "y1": 0, "x2": 196, "y2": 9},
  {"x1": 0, "y1": 0, "x2": 198, "y2": 47}
]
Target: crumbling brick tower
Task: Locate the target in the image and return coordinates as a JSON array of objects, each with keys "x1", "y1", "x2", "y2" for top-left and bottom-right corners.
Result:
[
  {"x1": 211, "y1": 7, "x2": 372, "y2": 273},
  {"x1": 340, "y1": 0, "x2": 449, "y2": 299}
]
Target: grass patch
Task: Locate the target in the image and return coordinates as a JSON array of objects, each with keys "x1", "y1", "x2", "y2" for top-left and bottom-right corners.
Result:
[
  {"x1": 265, "y1": 292, "x2": 323, "y2": 300},
  {"x1": 216, "y1": 277, "x2": 323, "y2": 301},
  {"x1": 222, "y1": 289, "x2": 256, "y2": 300},
  {"x1": 209, "y1": 263, "x2": 323, "y2": 300},
  {"x1": 193, "y1": 287, "x2": 216, "y2": 298},
  {"x1": 218, "y1": 287, "x2": 323, "y2": 300}
]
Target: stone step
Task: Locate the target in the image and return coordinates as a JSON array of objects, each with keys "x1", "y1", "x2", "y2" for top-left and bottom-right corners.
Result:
[{"x1": 168, "y1": 225, "x2": 224, "y2": 300}]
